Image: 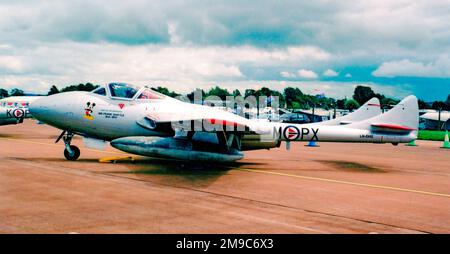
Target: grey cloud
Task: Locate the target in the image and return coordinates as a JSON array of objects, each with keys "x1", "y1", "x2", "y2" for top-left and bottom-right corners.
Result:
[
  {"x1": 1, "y1": 0, "x2": 449, "y2": 63},
  {"x1": 0, "y1": 1, "x2": 170, "y2": 45}
]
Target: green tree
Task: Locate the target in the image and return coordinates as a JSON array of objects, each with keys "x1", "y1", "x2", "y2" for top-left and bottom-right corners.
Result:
[
  {"x1": 291, "y1": 101, "x2": 301, "y2": 109},
  {"x1": 0, "y1": 88, "x2": 8, "y2": 98},
  {"x1": 83, "y1": 83, "x2": 97, "y2": 91},
  {"x1": 344, "y1": 99, "x2": 360, "y2": 111},
  {"x1": 232, "y1": 89, "x2": 241, "y2": 97},
  {"x1": 187, "y1": 89, "x2": 206, "y2": 102},
  {"x1": 206, "y1": 86, "x2": 230, "y2": 100},
  {"x1": 418, "y1": 99, "x2": 428, "y2": 109},
  {"x1": 283, "y1": 87, "x2": 303, "y2": 108},
  {"x1": 353, "y1": 86, "x2": 375, "y2": 105},
  {"x1": 60, "y1": 85, "x2": 78, "y2": 92},
  {"x1": 61, "y1": 83, "x2": 98, "y2": 92},
  {"x1": 432, "y1": 101, "x2": 447, "y2": 110},
  {"x1": 380, "y1": 97, "x2": 400, "y2": 110},
  {"x1": 270, "y1": 90, "x2": 286, "y2": 108},
  {"x1": 10, "y1": 88, "x2": 24, "y2": 96},
  {"x1": 254, "y1": 87, "x2": 285, "y2": 108},
  {"x1": 315, "y1": 96, "x2": 335, "y2": 110},
  {"x1": 295, "y1": 94, "x2": 317, "y2": 110},
  {"x1": 336, "y1": 99, "x2": 346, "y2": 109},
  {"x1": 151, "y1": 86, "x2": 179, "y2": 97},
  {"x1": 244, "y1": 89, "x2": 256, "y2": 98},
  {"x1": 255, "y1": 87, "x2": 270, "y2": 97},
  {"x1": 47, "y1": 85, "x2": 60, "y2": 95}
]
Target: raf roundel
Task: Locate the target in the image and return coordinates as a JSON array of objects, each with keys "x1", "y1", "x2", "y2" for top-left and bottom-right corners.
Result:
[
  {"x1": 13, "y1": 109, "x2": 24, "y2": 119},
  {"x1": 283, "y1": 125, "x2": 300, "y2": 141}
]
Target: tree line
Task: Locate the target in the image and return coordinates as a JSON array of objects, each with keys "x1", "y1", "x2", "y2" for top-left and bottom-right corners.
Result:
[
  {"x1": 0, "y1": 88, "x2": 25, "y2": 97},
  {"x1": 1, "y1": 83, "x2": 449, "y2": 111},
  {"x1": 153, "y1": 85, "x2": 450, "y2": 111}
]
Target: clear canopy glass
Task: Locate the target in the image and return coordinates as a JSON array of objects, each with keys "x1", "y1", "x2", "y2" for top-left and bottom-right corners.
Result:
[
  {"x1": 108, "y1": 83, "x2": 139, "y2": 99},
  {"x1": 91, "y1": 83, "x2": 166, "y2": 100}
]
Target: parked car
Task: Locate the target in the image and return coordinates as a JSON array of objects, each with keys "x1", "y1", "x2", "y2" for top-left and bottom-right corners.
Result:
[{"x1": 279, "y1": 113, "x2": 310, "y2": 124}]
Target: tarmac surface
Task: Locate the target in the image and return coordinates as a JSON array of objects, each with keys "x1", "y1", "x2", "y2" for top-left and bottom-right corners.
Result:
[{"x1": 1, "y1": 120, "x2": 449, "y2": 233}]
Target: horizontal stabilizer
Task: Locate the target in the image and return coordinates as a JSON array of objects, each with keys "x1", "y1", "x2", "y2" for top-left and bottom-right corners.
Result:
[{"x1": 371, "y1": 123, "x2": 416, "y2": 133}]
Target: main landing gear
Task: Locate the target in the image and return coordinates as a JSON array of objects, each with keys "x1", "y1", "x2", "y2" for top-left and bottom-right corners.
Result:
[{"x1": 56, "y1": 130, "x2": 80, "y2": 161}]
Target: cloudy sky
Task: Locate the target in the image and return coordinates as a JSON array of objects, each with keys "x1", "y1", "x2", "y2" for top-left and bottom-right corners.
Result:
[{"x1": 0, "y1": 0, "x2": 449, "y2": 100}]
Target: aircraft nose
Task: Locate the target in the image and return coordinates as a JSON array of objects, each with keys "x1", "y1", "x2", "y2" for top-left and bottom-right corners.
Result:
[
  {"x1": 29, "y1": 92, "x2": 80, "y2": 127},
  {"x1": 29, "y1": 96, "x2": 51, "y2": 119},
  {"x1": 29, "y1": 95, "x2": 68, "y2": 124}
]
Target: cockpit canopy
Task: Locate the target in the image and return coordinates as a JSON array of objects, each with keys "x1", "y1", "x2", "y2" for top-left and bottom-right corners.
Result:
[
  {"x1": 91, "y1": 83, "x2": 165, "y2": 100},
  {"x1": 109, "y1": 83, "x2": 139, "y2": 99}
]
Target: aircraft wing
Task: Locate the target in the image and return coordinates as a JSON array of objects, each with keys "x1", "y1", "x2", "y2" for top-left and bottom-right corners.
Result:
[
  {"x1": 420, "y1": 112, "x2": 450, "y2": 122},
  {"x1": 153, "y1": 103, "x2": 248, "y2": 126},
  {"x1": 139, "y1": 101, "x2": 270, "y2": 134}
]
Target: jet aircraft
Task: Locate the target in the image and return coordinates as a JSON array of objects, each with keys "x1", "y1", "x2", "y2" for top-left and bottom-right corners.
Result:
[
  {"x1": 0, "y1": 96, "x2": 38, "y2": 126},
  {"x1": 29, "y1": 83, "x2": 418, "y2": 162}
]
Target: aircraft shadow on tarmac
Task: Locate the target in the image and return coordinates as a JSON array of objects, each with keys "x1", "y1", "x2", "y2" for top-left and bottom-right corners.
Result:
[
  {"x1": 316, "y1": 160, "x2": 386, "y2": 173},
  {"x1": 13, "y1": 156, "x2": 264, "y2": 188},
  {"x1": 100, "y1": 157, "x2": 263, "y2": 188}
]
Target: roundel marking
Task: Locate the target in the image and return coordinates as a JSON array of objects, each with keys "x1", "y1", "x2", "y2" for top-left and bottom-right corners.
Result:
[
  {"x1": 13, "y1": 109, "x2": 24, "y2": 118},
  {"x1": 283, "y1": 125, "x2": 300, "y2": 141}
]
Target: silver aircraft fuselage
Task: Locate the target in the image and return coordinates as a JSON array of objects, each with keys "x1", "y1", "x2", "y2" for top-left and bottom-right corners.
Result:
[{"x1": 30, "y1": 91, "x2": 174, "y2": 140}]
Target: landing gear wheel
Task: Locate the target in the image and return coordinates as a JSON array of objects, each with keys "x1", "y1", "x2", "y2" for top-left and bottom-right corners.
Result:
[{"x1": 64, "y1": 145, "x2": 80, "y2": 161}]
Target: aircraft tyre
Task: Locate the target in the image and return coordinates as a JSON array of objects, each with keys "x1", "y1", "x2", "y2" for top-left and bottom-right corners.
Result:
[{"x1": 64, "y1": 145, "x2": 80, "y2": 161}]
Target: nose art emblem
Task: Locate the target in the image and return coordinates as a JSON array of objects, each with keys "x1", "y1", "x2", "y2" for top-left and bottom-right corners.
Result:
[{"x1": 83, "y1": 102, "x2": 96, "y2": 120}]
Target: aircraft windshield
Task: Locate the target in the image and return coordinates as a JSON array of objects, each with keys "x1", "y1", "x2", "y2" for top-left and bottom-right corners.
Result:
[
  {"x1": 92, "y1": 87, "x2": 106, "y2": 96},
  {"x1": 137, "y1": 89, "x2": 165, "y2": 100},
  {"x1": 108, "y1": 83, "x2": 139, "y2": 99}
]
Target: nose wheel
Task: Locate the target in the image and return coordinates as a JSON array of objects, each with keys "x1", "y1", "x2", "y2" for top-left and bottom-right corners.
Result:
[
  {"x1": 64, "y1": 145, "x2": 80, "y2": 161},
  {"x1": 56, "y1": 130, "x2": 81, "y2": 161}
]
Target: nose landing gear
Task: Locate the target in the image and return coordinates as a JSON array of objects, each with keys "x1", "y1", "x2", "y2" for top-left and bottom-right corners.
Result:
[
  {"x1": 56, "y1": 130, "x2": 80, "y2": 160},
  {"x1": 64, "y1": 144, "x2": 80, "y2": 161}
]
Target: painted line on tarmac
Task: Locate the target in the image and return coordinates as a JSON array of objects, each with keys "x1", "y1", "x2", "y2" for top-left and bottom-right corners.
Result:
[{"x1": 237, "y1": 168, "x2": 450, "y2": 198}]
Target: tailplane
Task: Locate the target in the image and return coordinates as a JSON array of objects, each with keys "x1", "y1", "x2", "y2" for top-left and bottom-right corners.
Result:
[
  {"x1": 349, "y1": 95, "x2": 419, "y2": 133},
  {"x1": 312, "y1": 97, "x2": 381, "y2": 126}
]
